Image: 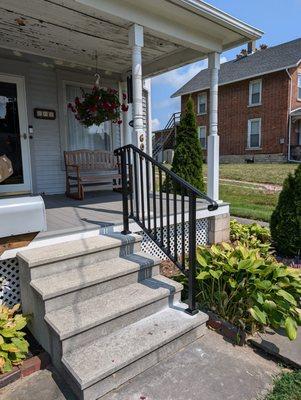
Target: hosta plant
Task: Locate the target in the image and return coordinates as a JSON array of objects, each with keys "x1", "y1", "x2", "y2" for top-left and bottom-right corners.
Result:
[
  {"x1": 194, "y1": 242, "x2": 301, "y2": 340},
  {"x1": 230, "y1": 219, "x2": 272, "y2": 258},
  {"x1": 0, "y1": 304, "x2": 29, "y2": 373}
]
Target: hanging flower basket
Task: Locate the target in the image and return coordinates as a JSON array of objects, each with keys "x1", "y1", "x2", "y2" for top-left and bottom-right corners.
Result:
[{"x1": 68, "y1": 84, "x2": 128, "y2": 128}]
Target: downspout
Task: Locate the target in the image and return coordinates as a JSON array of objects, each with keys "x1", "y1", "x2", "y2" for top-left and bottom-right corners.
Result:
[{"x1": 286, "y1": 68, "x2": 293, "y2": 162}]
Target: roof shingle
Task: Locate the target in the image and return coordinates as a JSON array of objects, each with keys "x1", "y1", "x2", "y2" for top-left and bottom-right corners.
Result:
[{"x1": 171, "y1": 38, "x2": 301, "y2": 98}]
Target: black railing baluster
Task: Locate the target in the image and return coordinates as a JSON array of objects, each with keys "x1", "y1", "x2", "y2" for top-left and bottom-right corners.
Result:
[
  {"x1": 120, "y1": 149, "x2": 131, "y2": 235},
  {"x1": 140, "y1": 155, "x2": 145, "y2": 226},
  {"x1": 166, "y1": 175, "x2": 170, "y2": 254},
  {"x1": 114, "y1": 144, "x2": 218, "y2": 318},
  {"x1": 127, "y1": 147, "x2": 134, "y2": 218},
  {"x1": 159, "y1": 169, "x2": 164, "y2": 247},
  {"x1": 173, "y1": 184, "x2": 177, "y2": 262},
  {"x1": 146, "y1": 159, "x2": 151, "y2": 232},
  {"x1": 186, "y1": 192, "x2": 198, "y2": 315},
  {"x1": 181, "y1": 189, "x2": 185, "y2": 268},
  {"x1": 133, "y1": 151, "x2": 139, "y2": 218},
  {"x1": 152, "y1": 164, "x2": 157, "y2": 240}
]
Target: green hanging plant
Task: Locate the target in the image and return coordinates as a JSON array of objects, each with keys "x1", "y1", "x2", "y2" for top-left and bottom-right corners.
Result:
[{"x1": 68, "y1": 78, "x2": 128, "y2": 127}]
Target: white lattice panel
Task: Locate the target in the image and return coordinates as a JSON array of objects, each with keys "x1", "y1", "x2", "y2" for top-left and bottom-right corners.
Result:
[
  {"x1": 141, "y1": 218, "x2": 209, "y2": 260},
  {"x1": 0, "y1": 258, "x2": 21, "y2": 307}
]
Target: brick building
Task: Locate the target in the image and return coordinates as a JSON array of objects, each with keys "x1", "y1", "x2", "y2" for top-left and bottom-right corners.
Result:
[{"x1": 171, "y1": 38, "x2": 301, "y2": 163}]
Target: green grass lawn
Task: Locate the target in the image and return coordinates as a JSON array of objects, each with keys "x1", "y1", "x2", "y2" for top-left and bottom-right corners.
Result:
[
  {"x1": 162, "y1": 162, "x2": 299, "y2": 221},
  {"x1": 220, "y1": 183, "x2": 278, "y2": 222},
  {"x1": 203, "y1": 163, "x2": 298, "y2": 186},
  {"x1": 265, "y1": 371, "x2": 301, "y2": 400}
]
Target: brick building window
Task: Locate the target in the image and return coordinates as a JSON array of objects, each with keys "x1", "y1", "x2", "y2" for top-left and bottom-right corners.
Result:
[
  {"x1": 297, "y1": 121, "x2": 301, "y2": 145},
  {"x1": 249, "y1": 79, "x2": 262, "y2": 106},
  {"x1": 198, "y1": 126, "x2": 207, "y2": 149},
  {"x1": 298, "y1": 74, "x2": 301, "y2": 100},
  {"x1": 197, "y1": 93, "x2": 207, "y2": 114},
  {"x1": 247, "y1": 118, "x2": 261, "y2": 148}
]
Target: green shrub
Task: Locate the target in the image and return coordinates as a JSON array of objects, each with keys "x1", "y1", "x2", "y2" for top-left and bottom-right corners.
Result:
[
  {"x1": 270, "y1": 164, "x2": 301, "y2": 257},
  {"x1": 230, "y1": 219, "x2": 272, "y2": 257},
  {"x1": 188, "y1": 242, "x2": 301, "y2": 339},
  {"x1": 169, "y1": 97, "x2": 204, "y2": 193},
  {"x1": 0, "y1": 304, "x2": 29, "y2": 373}
]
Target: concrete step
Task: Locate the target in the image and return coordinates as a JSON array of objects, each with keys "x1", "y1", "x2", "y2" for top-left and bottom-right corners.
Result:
[
  {"x1": 18, "y1": 233, "x2": 142, "y2": 280},
  {"x1": 46, "y1": 275, "x2": 183, "y2": 354},
  {"x1": 31, "y1": 252, "x2": 160, "y2": 313},
  {"x1": 62, "y1": 306, "x2": 208, "y2": 400}
]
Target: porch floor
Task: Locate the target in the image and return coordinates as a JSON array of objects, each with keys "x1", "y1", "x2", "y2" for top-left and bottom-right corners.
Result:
[{"x1": 40, "y1": 190, "x2": 210, "y2": 239}]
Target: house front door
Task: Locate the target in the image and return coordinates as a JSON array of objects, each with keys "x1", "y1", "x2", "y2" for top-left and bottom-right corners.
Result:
[{"x1": 0, "y1": 75, "x2": 31, "y2": 194}]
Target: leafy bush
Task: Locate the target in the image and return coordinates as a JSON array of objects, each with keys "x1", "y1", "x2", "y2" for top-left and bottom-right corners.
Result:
[
  {"x1": 0, "y1": 304, "x2": 29, "y2": 373},
  {"x1": 270, "y1": 164, "x2": 301, "y2": 257},
  {"x1": 230, "y1": 219, "x2": 272, "y2": 257},
  {"x1": 193, "y1": 242, "x2": 301, "y2": 340},
  {"x1": 169, "y1": 97, "x2": 204, "y2": 193}
]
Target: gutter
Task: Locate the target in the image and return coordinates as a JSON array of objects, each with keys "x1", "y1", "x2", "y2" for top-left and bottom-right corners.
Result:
[
  {"x1": 286, "y1": 68, "x2": 293, "y2": 162},
  {"x1": 168, "y1": 0, "x2": 264, "y2": 39}
]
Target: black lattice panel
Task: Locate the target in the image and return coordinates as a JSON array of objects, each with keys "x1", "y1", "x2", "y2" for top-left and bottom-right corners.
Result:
[
  {"x1": 0, "y1": 257, "x2": 21, "y2": 307},
  {"x1": 141, "y1": 218, "x2": 209, "y2": 260}
]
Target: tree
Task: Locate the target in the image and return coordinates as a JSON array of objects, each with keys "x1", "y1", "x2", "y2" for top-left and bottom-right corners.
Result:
[
  {"x1": 170, "y1": 97, "x2": 204, "y2": 193},
  {"x1": 270, "y1": 164, "x2": 301, "y2": 257}
]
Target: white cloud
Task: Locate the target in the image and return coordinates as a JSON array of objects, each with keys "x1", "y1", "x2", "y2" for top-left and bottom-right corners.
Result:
[
  {"x1": 152, "y1": 56, "x2": 227, "y2": 90},
  {"x1": 151, "y1": 118, "x2": 161, "y2": 131}
]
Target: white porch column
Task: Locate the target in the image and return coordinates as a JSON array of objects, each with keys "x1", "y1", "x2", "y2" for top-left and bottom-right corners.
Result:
[
  {"x1": 129, "y1": 24, "x2": 145, "y2": 150},
  {"x1": 207, "y1": 52, "x2": 220, "y2": 202}
]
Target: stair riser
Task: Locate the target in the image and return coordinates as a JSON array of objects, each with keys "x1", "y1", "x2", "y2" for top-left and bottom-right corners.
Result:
[
  {"x1": 25, "y1": 241, "x2": 142, "y2": 280},
  {"x1": 60, "y1": 292, "x2": 181, "y2": 354},
  {"x1": 66, "y1": 324, "x2": 207, "y2": 400},
  {"x1": 43, "y1": 265, "x2": 160, "y2": 313}
]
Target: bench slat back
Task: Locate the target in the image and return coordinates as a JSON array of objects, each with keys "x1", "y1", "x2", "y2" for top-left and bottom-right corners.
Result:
[{"x1": 64, "y1": 149, "x2": 117, "y2": 170}]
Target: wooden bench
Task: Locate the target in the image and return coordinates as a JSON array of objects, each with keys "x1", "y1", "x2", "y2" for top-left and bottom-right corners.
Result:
[{"x1": 64, "y1": 149, "x2": 122, "y2": 200}]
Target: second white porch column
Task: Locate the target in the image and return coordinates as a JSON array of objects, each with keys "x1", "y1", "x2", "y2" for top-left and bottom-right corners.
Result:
[
  {"x1": 207, "y1": 52, "x2": 220, "y2": 202},
  {"x1": 129, "y1": 24, "x2": 145, "y2": 149}
]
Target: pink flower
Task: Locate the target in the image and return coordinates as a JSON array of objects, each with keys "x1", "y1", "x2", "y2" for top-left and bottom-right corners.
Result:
[
  {"x1": 122, "y1": 93, "x2": 127, "y2": 100},
  {"x1": 117, "y1": 119, "x2": 122, "y2": 125},
  {"x1": 121, "y1": 104, "x2": 129, "y2": 112}
]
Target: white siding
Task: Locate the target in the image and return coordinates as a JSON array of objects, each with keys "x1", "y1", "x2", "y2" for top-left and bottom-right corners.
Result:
[{"x1": 29, "y1": 66, "x2": 65, "y2": 194}]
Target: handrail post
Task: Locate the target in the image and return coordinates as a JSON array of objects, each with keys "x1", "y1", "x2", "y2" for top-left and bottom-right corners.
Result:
[
  {"x1": 186, "y1": 192, "x2": 198, "y2": 315},
  {"x1": 120, "y1": 148, "x2": 131, "y2": 235}
]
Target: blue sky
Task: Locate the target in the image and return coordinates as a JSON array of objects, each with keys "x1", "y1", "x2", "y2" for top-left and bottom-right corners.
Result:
[{"x1": 151, "y1": 0, "x2": 301, "y2": 130}]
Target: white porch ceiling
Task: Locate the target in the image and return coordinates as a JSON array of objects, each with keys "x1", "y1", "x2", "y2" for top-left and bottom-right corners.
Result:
[{"x1": 0, "y1": 0, "x2": 263, "y2": 78}]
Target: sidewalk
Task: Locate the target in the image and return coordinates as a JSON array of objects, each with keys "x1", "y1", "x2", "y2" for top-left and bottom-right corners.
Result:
[{"x1": 0, "y1": 331, "x2": 280, "y2": 400}]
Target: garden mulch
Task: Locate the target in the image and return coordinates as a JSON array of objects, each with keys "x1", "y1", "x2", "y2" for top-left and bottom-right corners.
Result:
[{"x1": 248, "y1": 327, "x2": 301, "y2": 369}]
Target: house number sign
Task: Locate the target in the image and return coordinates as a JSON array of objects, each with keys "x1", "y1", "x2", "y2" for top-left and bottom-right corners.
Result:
[{"x1": 34, "y1": 108, "x2": 56, "y2": 120}]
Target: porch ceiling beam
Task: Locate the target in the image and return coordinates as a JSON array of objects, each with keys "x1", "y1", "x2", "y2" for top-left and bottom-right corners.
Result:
[
  {"x1": 142, "y1": 48, "x2": 203, "y2": 78},
  {"x1": 75, "y1": 0, "x2": 223, "y2": 53}
]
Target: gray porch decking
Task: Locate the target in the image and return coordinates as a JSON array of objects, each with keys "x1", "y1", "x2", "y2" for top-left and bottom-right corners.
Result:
[{"x1": 40, "y1": 190, "x2": 210, "y2": 239}]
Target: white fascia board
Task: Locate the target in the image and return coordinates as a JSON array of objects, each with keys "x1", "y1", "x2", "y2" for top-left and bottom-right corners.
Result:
[
  {"x1": 171, "y1": 64, "x2": 299, "y2": 98},
  {"x1": 170, "y1": 0, "x2": 263, "y2": 40},
  {"x1": 75, "y1": 0, "x2": 223, "y2": 53}
]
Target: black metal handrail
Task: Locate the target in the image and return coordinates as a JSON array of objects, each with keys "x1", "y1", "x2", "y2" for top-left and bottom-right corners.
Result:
[{"x1": 114, "y1": 144, "x2": 218, "y2": 315}]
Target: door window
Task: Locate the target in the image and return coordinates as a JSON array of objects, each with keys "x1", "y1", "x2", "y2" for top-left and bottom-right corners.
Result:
[{"x1": 0, "y1": 82, "x2": 23, "y2": 185}]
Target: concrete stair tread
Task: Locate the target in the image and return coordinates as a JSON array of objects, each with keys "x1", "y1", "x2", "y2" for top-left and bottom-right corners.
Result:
[
  {"x1": 31, "y1": 252, "x2": 160, "y2": 300},
  {"x1": 18, "y1": 233, "x2": 142, "y2": 267},
  {"x1": 62, "y1": 306, "x2": 208, "y2": 390},
  {"x1": 45, "y1": 275, "x2": 183, "y2": 340}
]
